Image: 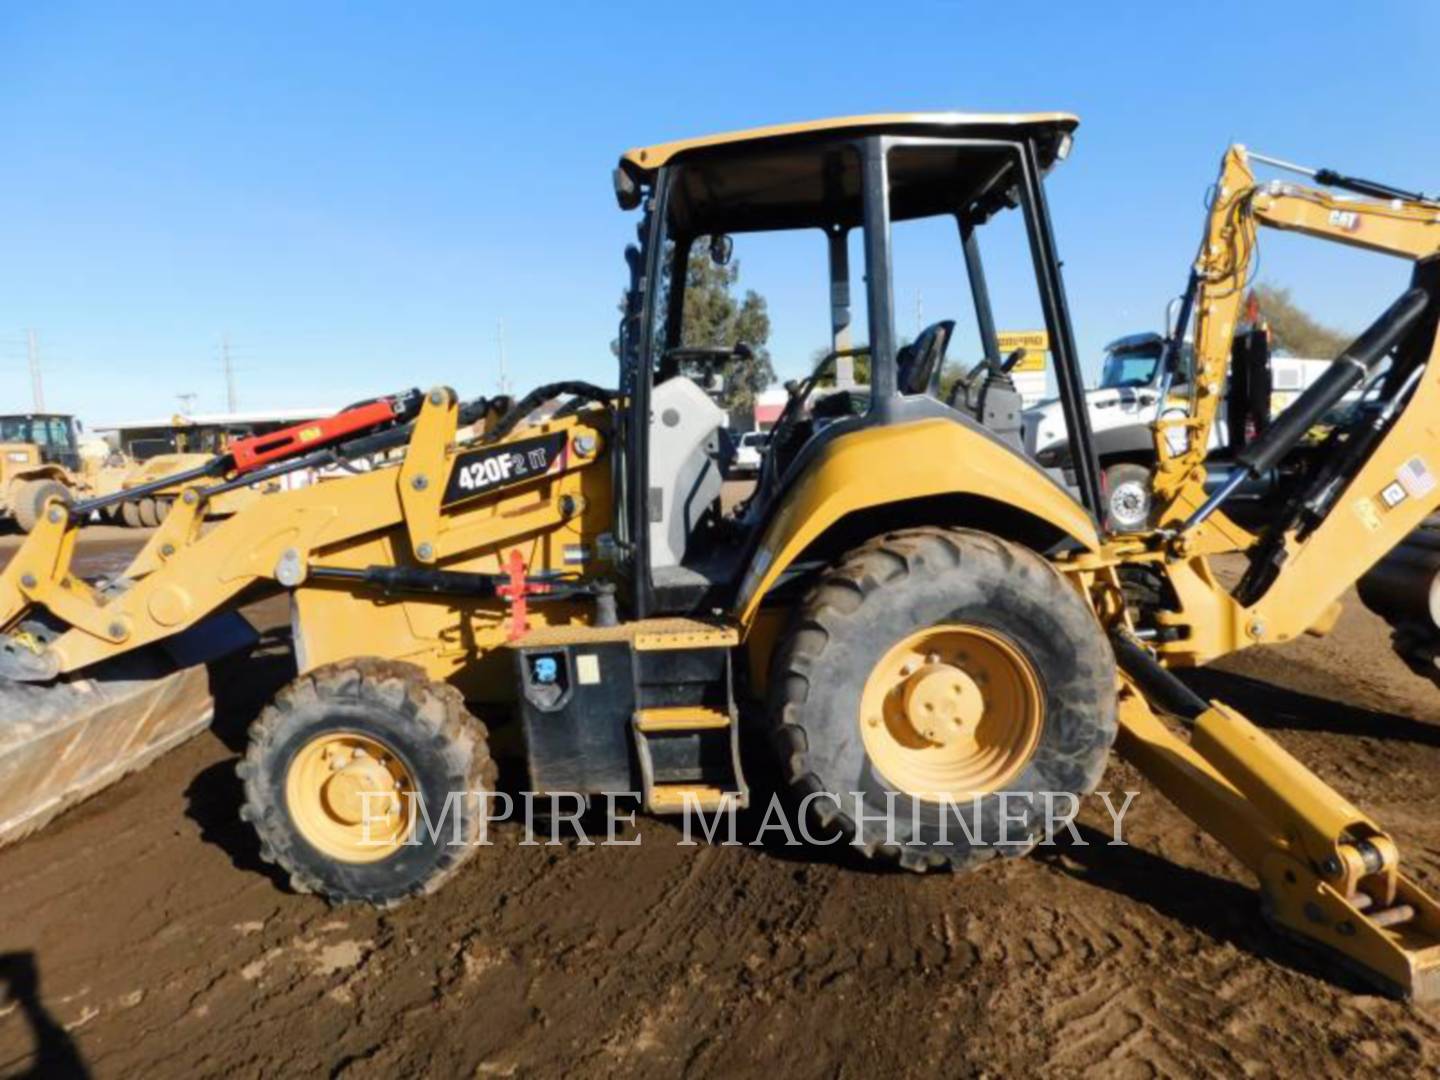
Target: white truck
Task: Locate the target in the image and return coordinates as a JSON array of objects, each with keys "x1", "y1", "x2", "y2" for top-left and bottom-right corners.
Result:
[{"x1": 1023, "y1": 332, "x2": 1333, "y2": 530}]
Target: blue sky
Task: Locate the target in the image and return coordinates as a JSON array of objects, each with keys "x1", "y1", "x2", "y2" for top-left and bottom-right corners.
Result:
[{"x1": 1, "y1": 2, "x2": 1436, "y2": 424}]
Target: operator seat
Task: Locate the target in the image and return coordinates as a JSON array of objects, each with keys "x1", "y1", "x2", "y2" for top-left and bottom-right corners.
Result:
[{"x1": 647, "y1": 375, "x2": 725, "y2": 570}]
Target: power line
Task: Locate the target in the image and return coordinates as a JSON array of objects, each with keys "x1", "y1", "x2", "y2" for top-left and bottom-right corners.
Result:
[
  {"x1": 222, "y1": 332, "x2": 238, "y2": 412},
  {"x1": 496, "y1": 318, "x2": 511, "y2": 396},
  {"x1": 27, "y1": 329, "x2": 45, "y2": 412}
]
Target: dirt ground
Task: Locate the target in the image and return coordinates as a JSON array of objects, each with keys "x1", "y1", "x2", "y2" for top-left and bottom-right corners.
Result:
[{"x1": 4, "y1": 528, "x2": 1440, "y2": 1078}]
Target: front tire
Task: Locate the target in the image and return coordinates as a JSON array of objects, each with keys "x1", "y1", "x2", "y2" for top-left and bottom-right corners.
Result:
[
  {"x1": 13, "y1": 479, "x2": 71, "y2": 533},
  {"x1": 770, "y1": 527, "x2": 1116, "y2": 872},
  {"x1": 238, "y1": 658, "x2": 496, "y2": 905}
]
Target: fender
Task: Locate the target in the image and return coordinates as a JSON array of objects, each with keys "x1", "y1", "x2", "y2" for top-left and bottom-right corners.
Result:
[
  {"x1": 736, "y1": 417, "x2": 1099, "y2": 624},
  {"x1": 9, "y1": 464, "x2": 70, "y2": 487}
]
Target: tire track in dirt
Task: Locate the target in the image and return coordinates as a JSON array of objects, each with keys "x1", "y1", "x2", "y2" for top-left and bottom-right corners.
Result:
[{"x1": 6, "y1": 548, "x2": 1440, "y2": 1075}]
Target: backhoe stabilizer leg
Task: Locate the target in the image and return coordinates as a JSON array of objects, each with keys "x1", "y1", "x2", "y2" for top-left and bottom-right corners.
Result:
[{"x1": 1114, "y1": 678, "x2": 1440, "y2": 1000}]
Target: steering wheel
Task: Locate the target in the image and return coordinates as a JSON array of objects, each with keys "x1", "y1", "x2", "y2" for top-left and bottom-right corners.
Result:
[
  {"x1": 660, "y1": 342, "x2": 752, "y2": 378},
  {"x1": 896, "y1": 320, "x2": 956, "y2": 395}
]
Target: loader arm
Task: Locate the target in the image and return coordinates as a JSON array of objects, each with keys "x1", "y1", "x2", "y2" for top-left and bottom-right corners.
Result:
[{"x1": 0, "y1": 388, "x2": 608, "y2": 677}]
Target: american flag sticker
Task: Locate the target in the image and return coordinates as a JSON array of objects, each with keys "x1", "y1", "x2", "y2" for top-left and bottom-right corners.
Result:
[{"x1": 1398, "y1": 456, "x2": 1436, "y2": 500}]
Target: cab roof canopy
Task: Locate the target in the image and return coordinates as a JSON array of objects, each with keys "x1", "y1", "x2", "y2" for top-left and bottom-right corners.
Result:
[{"x1": 617, "y1": 112, "x2": 1078, "y2": 236}]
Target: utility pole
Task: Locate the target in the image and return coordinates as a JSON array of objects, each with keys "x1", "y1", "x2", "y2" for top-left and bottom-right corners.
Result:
[
  {"x1": 26, "y1": 329, "x2": 45, "y2": 412},
  {"x1": 222, "y1": 333, "x2": 238, "y2": 413},
  {"x1": 496, "y1": 319, "x2": 511, "y2": 396}
]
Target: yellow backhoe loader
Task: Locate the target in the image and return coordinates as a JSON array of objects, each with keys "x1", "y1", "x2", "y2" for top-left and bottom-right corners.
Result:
[{"x1": 2, "y1": 114, "x2": 1440, "y2": 999}]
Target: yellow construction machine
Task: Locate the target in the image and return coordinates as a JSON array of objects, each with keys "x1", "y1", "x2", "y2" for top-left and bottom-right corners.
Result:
[
  {"x1": 2, "y1": 114, "x2": 1440, "y2": 999},
  {"x1": 106, "y1": 414, "x2": 332, "y2": 527},
  {"x1": 0, "y1": 413, "x2": 123, "y2": 531}
]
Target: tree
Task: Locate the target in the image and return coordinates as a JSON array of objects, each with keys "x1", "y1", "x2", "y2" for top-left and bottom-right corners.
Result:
[
  {"x1": 1252, "y1": 284, "x2": 1350, "y2": 358},
  {"x1": 611, "y1": 241, "x2": 776, "y2": 415},
  {"x1": 679, "y1": 245, "x2": 775, "y2": 414},
  {"x1": 812, "y1": 346, "x2": 871, "y2": 388}
]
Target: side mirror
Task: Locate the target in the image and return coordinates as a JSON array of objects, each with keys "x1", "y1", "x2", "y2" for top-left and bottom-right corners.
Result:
[
  {"x1": 709, "y1": 234, "x2": 733, "y2": 266},
  {"x1": 613, "y1": 167, "x2": 641, "y2": 210}
]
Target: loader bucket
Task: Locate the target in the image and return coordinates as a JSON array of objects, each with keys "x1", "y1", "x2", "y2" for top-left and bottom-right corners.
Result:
[{"x1": 0, "y1": 612, "x2": 257, "y2": 847}]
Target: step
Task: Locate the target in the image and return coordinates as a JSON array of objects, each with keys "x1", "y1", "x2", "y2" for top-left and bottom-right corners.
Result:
[
  {"x1": 634, "y1": 705, "x2": 732, "y2": 733},
  {"x1": 647, "y1": 784, "x2": 738, "y2": 814},
  {"x1": 633, "y1": 620, "x2": 738, "y2": 652}
]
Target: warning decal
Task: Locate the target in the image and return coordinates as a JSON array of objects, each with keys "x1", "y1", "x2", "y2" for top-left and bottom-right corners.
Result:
[{"x1": 1354, "y1": 496, "x2": 1382, "y2": 532}]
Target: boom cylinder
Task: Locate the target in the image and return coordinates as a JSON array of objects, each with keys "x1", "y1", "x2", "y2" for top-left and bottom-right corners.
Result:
[
  {"x1": 1183, "y1": 286, "x2": 1431, "y2": 531},
  {"x1": 1237, "y1": 287, "x2": 1429, "y2": 477}
]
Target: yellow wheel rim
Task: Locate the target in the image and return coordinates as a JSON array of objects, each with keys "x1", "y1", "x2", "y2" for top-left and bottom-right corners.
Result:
[
  {"x1": 859, "y1": 624, "x2": 1043, "y2": 800},
  {"x1": 285, "y1": 731, "x2": 417, "y2": 863}
]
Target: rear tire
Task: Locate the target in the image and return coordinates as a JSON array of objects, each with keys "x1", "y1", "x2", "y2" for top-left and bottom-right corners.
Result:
[
  {"x1": 769, "y1": 527, "x2": 1116, "y2": 872},
  {"x1": 1103, "y1": 462, "x2": 1154, "y2": 533},
  {"x1": 13, "y1": 480, "x2": 71, "y2": 533},
  {"x1": 237, "y1": 658, "x2": 497, "y2": 906}
]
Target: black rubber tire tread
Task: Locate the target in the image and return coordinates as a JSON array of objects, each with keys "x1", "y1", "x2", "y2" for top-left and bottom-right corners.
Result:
[
  {"x1": 13, "y1": 479, "x2": 71, "y2": 533},
  {"x1": 770, "y1": 526, "x2": 1117, "y2": 873},
  {"x1": 237, "y1": 657, "x2": 497, "y2": 907},
  {"x1": 1102, "y1": 462, "x2": 1154, "y2": 533}
]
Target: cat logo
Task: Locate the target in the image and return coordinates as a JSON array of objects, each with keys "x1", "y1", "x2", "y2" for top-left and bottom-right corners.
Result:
[{"x1": 1328, "y1": 210, "x2": 1361, "y2": 233}]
